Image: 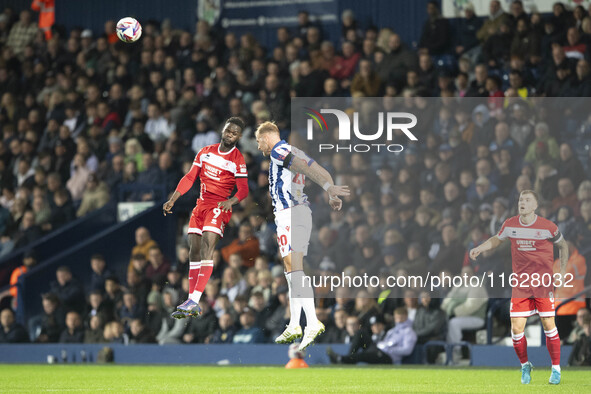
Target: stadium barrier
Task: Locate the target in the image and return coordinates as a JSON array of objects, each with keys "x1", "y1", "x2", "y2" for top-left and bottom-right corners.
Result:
[
  {"x1": 0, "y1": 202, "x2": 117, "y2": 288},
  {"x1": 0, "y1": 343, "x2": 572, "y2": 366},
  {"x1": 15, "y1": 203, "x2": 177, "y2": 325}
]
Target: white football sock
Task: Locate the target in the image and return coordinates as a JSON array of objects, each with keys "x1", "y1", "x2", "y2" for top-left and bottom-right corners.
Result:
[
  {"x1": 552, "y1": 365, "x2": 561, "y2": 372},
  {"x1": 285, "y1": 272, "x2": 301, "y2": 327},
  {"x1": 289, "y1": 270, "x2": 318, "y2": 326},
  {"x1": 189, "y1": 290, "x2": 202, "y2": 303}
]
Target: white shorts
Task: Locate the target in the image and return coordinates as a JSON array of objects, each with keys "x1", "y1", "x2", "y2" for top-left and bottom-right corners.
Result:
[{"x1": 274, "y1": 204, "x2": 312, "y2": 258}]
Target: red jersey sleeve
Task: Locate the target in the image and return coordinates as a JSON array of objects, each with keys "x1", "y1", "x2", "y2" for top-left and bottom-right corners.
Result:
[
  {"x1": 233, "y1": 151, "x2": 248, "y2": 201},
  {"x1": 497, "y1": 218, "x2": 510, "y2": 240},
  {"x1": 547, "y1": 220, "x2": 563, "y2": 243},
  {"x1": 175, "y1": 151, "x2": 202, "y2": 195},
  {"x1": 235, "y1": 152, "x2": 247, "y2": 178}
]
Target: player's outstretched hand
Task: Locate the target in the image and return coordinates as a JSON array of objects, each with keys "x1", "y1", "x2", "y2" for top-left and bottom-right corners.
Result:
[
  {"x1": 327, "y1": 185, "x2": 350, "y2": 199},
  {"x1": 469, "y1": 247, "x2": 481, "y2": 261},
  {"x1": 163, "y1": 200, "x2": 174, "y2": 216},
  {"x1": 218, "y1": 199, "x2": 233, "y2": 213},
  {"x1": 329, "y1": 196, "x2": 343, "y2": 211}
]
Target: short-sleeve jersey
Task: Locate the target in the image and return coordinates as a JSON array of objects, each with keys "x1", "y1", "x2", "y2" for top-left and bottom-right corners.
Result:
[
  {"x1": 194, "y1": 144, "x2": 247, "y2": 201},
  {"x1": 269, "y1": 140, "x2": 314, "y2": 211},
  {"x1": 497, "y1": 215, "x2": 563, "y2": 278}
]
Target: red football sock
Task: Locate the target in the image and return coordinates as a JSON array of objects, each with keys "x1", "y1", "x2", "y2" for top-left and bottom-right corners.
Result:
[
  {"x1": 512, "y1": 332, "x2": 528, "y2": 364},
  {"x1": 545, "y1": 327, "x2": 561, "y2": 366},
  {"x1": 189, "y1": 261, "x2": 201, "y2": 296},
  {"x1": 195, "y1": 260, "x2": 213, "y2": 293}
]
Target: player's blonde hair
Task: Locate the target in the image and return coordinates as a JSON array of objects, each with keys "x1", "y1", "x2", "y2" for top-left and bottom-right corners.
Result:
[
  {"x1": 255, "y1": 121, "x2": 279, "y2": 136},
  {"x1": 520, "y1": 189, "x2": 539, "y2": 204}
]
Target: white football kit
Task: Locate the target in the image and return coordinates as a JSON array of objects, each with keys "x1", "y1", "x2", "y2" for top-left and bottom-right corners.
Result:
[{"x1": 269, "y1": 140, "x2": 314, "y2": 258}]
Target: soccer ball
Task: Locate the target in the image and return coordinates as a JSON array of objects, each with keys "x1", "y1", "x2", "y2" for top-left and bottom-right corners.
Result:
[{"x1": 116, "y1": 17, "x2": 142, "y2": 43}]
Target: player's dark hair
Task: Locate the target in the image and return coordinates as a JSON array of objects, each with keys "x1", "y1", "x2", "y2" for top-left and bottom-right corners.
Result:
[
  {"x1": 520, "y1": 189, "x2": 539, "y2": 204},
  {"x1": 225, "y1": 117, "x2": 245, "y2": 132}
]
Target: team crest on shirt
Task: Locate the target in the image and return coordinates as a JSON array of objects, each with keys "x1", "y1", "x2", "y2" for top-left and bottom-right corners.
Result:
[
  {"x1": 535, "y1": 230, "x2": 542, "y2": 238},
  {"x1": 275, "y1": 147, "x2": 289, "y2": 160}
]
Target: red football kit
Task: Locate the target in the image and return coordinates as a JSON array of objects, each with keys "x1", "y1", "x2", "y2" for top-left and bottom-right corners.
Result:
[
  {"x1": 175, "y1": 144, "x2": 248, "y2": 237},
  {"x1": 497, "y1": 214, "x2": 563, "y2": 318}
]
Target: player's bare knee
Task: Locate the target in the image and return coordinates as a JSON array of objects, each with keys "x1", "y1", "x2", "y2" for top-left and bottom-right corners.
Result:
[
  {"x1": 200, "y1": 234, "x2": 217, "y2": 260},
  {"x1": 540, "y1": 317, "x2": 556, "y2": 330},
  {"x1": 511, "y1": 319, "x2": 526, "y2": 334}
]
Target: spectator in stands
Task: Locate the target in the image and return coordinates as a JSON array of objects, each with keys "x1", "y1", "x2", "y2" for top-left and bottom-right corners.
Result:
[
  {"x1": 130, "y1": 253, "x2": 148, "y2": 277},
  {"x1": 350, "y1": 59, "x2": 382, "y2": 96},
  {"x1": 560, "y1": 59, "x2": 591, "y2": 97},
  {"x1": 442, "y1": 266, "x2": 488, "y2": 361},
  {"x1": 182, "y1": 300, "x2": 217, "y2": 343},
  {"x1": 321, "y1": 309, "x2": 348, "y2": 343},
  {"x1": 145, "y1": 246, "x2": 170, "y2": 281},
  {"x1": 104, "y1": 320, "x2": 129, "y2": 345},
  {"x1": 86, "y1": 290, "x2": 115, "y2": 326},
  {"x1": 89, "y1": 253, "x2": 111, "y2": 293},
  {"x1": 6, "y1": 10, "x2": 38, "y2": 57},
  {"x1": 46, "y1": 188, "x2": 75, "y2": 232},
  {"x1": 66, "y1": 154, "x2": 91, "y2": 203},
  {"x1": 129, "y1": 318, "x2": 156, "y2": 344},
  {"x1": 119, "y1": 291, "x2": 144, "y2": 328},
  {"x1": 328, "y1": 307, "x2": 416, "y2": 364},
  {"x1": 210, "y1": 312, "x2": 236, "y2": 344},
  {"x1": 128, "y1": 227, "x2": 158, "y2": 271},
  {"x1": 76, "y1": 173, "x2": 109, "y2": 217},
  {"x1": 156, "y1": 288, "x2": 185, "y2": 344},
  {"x1": 84, "y1": 315, "x2": 105, "y2": 343},
  {"x1": 34, "y1": 293, "x2": 64, "y2": 343},
  {"x1": 553, "y1": 242, "x2": 587, "y2": 337},
  {"x1": 566, "y1": 308, "x2": 591, "y2": 345},
  {"x1": 418, "y1": 1, "x2": 450, "y2": 55},
  {"x1": 7, "y1": 249, "x2": 36, "y2": 307},
  {"x1": 477, "y1": 0, "x2": 510, "y2": 44},
  {"x1": 0, "y1": 308, "x2": 29, "y2": 343},
  {"x1": 454, "y1": 3, "x2": 482, "y2": 58},
  {"x1": 59, "y1": 311, "x2": 84, "y2": 343},
  {"x1": 11, "y1": 210, "x2": 42, "y2": 250},
  {"x1": 430, "y1": 224, "x2": 464, "y2": 275},
  {"x1": 568, "y1": 314, "x2": 591, "y2": 366},
  {"x1": 221, "y1": 223, "x2": 260, "y2": 268},
  {"x1": 552, "y1": 178, "x2": 580, "y2": 216},
  {"x1": 413, "y1": 290, "x2": 446, "y2": 344},
  {"x1": 50, "y1": 266, "x2": 85, "y2": 314},
  {"x1": 104, "y1": 276, "x2": 124, "y2": 311},
  {"x1": 233, "y1": 307, "x2": 265, "y2": 344}
]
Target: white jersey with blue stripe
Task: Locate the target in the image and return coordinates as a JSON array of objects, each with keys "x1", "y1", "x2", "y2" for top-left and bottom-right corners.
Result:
[{"x1": 269, "y1": 140, "x2": 314, "y2": 211}]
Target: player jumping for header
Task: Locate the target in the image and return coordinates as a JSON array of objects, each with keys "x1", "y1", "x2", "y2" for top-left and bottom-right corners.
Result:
[
  {"x1": 163, "y1": 117, "x2": 248, "y2": 319},
  {"x1": 470, "y1": 189, "x2": 568, "y2": 385},
  {"x1": 255, "y1": 121, "x2": 350, "y2": 351}
]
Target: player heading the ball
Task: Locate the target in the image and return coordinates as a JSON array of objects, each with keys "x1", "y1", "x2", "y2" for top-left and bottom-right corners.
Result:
[
  {"x1": 255, "y1": 121, "x2": 350, "y2": 351},
  {"x1": 163, "y1": 117, "x2": 248, "y2": 319},
  {"x1": 470, "y1": 189, "x2": 568, "y2": 385}
]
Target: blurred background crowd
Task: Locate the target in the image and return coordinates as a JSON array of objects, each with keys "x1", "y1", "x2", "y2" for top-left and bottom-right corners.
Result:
[{"x1": 0, "y1": 0, "x2": 590, "y2": 366}]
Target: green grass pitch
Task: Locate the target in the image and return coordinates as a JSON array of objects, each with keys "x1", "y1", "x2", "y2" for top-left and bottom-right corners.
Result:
[{"x1": 1, "y1": 365, "x2": 590, "y2": 392}]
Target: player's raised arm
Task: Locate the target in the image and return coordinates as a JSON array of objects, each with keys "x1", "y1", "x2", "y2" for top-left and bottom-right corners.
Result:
[
  {"x1": 288, "y1": 156, "x2": 350, "y2": 210},
  {"x1": 163, "y1": 154, "x2": 201, "y2": 216},
  {"x1": 469, "y1": 234, "x2": 504, "y2": 260}
]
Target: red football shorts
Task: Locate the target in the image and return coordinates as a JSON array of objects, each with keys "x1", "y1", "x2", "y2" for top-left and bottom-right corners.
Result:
[
  {"x1": 187, "y1": 199, "x2": 232, "y2": 237},
  {"x1": 510, "y1": 294, "x2": 556, "y2": 318}
]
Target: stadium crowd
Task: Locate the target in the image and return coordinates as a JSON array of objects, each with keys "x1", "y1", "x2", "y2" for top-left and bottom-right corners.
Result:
[{"x1": 0, "y1": 0, "x2": 590, "y2": 365}]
